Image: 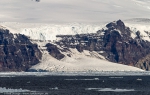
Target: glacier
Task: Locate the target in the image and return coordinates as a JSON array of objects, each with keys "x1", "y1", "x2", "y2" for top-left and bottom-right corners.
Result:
[
  {"x1": 1, "y1": 22, "x2": 104, "y2": 41},
  {"x1": 1, "y1": 21, "x2": 150, "y2": 42}
]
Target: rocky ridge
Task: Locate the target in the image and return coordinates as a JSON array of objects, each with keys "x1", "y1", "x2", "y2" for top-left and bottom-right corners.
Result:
[{"x1": 0, "y1": 27, "x2": 42, "y2": 71}]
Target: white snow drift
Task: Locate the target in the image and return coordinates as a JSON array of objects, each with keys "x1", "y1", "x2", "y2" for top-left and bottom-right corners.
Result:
[{"x1": 31, "y1": 48, "x2": 143, "y2": 72}]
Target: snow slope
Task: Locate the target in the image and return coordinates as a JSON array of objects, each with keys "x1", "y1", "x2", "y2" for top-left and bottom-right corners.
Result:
[
  {"x1": 0, "y1": 0, "x2": 150, "y2": 23},
  {"x1": 31, "y1": 47, "x2": 143, "y2": 72}
]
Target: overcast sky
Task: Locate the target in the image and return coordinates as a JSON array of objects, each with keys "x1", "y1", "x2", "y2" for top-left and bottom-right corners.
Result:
[{"x1": 0, "y1": 0, "x2": 150, "y2": 24}]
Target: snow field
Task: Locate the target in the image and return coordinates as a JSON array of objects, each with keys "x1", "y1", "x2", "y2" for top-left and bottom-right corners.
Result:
[{"x1": 31, "y1": 48, "x2": 143, "y2": 72}]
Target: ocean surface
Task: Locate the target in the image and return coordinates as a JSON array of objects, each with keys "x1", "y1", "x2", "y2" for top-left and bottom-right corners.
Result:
[{"x1": 0, "y1": 74, "x2": 150, "y2": 95}]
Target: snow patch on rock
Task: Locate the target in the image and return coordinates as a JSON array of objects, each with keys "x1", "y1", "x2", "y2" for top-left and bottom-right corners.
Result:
[{"x1": 125, "y1": 23, "x2": 150, "y2": 41}]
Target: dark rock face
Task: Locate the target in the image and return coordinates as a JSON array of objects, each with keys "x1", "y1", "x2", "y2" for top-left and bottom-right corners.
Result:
[
  {"x1": 135, "y1": 54, "x2": 150, "y2": 70},
  {"x1": 46, "y1": 43, "x2": 65, "y2": 60},
  {"x1": 0, "y1": 28, "x2": 42, "y2": 71},
  {"x1": 55, "y1": 20, "x2": 150, "y2": 70}
]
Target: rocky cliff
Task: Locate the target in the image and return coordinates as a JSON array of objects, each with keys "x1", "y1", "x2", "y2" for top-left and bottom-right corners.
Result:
[
  {"x1": 0, "y1": 27, "x2": 42, "y2": 71},
  {"x1": 103, "y1": 20, "x2": 150, "y2": 66}
]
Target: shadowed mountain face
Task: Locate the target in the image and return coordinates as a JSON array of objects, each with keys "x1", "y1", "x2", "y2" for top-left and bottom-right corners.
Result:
[
  {"x1": 0, "y1": 28, "x2": 42, "y2": 71},
  {"x1": 103, "y1": 20, "x2": 150, "y2": 67}
]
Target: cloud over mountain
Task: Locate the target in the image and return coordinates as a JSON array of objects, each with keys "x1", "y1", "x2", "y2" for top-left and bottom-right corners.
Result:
[{"x1": 0, "y1": 0, "x2": 150, "y2": 23}]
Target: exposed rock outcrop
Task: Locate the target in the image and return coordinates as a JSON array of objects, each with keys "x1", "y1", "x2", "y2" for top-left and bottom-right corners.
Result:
[
  {"x1": 135, "y1": 54, "x2": 150, "y2": 70},
  {"x1": 45, "y1": 43, "x2": 65, "y2": 60},
  {"x1": 0, "y1": 27, "x2": 42, "y2": 71},
  {"x1": 103, "y1": 20, "x2": 150, "y2": 66}
]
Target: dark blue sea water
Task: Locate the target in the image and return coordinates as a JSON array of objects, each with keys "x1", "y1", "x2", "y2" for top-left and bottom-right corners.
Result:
[{"x1": 0, "y1": 75, "x2": 150, "y2": 95}]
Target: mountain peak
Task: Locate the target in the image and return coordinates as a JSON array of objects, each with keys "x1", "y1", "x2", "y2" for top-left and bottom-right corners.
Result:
[{"x1": 106, "y1": 20, "x2": 125, "y2": 30}]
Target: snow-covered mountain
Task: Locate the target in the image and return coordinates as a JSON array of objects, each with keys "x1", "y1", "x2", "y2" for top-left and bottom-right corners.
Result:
[
  {"x1": 1, "y1": 0, "x2": 150, "y2": 72},
  {"x1": 1, "y1": 20, "x2": 150, "y2": 72}
]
